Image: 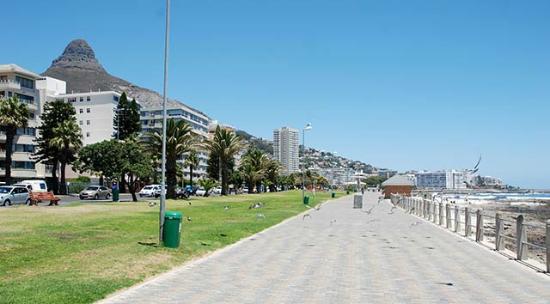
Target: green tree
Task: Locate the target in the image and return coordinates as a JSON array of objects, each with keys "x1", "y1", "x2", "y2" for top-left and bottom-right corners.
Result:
[
  {"x1": 146, "y1": 119, "x2": 196, "y2": 199},
  {"x1": 77, "y1": 138, "x2": 153, "y2": 201},
  {"x1": 34, "y1": 100, "x2": 76, "y2": 193},
  {"x1": 363, "y1": 176, "x2": 387, "y2": 187},
  {"x1": 184, "y1": 150, "x2": 200, "y2": 187},
  {"x1": 198, "y1": 178, "x2": 217, "y2": 197},
  {"x1": 113, "y1": 92, "x2": 141, "y2": 140},
  {"x1": 0, "y1": 97, "x2": 29, "y2": 184},
  {"x1": 203, "y1": 126, "x2": 242, "y2": 195},
  {"x1": 49, "y1": 120, "x2": 82, "y2": 194}
]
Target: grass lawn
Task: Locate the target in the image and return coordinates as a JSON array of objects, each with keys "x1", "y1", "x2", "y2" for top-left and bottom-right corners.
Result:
[{"x1": 0, "y1": 190, "x2": 340, "y2": 304}]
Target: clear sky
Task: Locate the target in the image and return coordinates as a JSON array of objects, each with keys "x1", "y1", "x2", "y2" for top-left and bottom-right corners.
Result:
[{"x1": 2, "y1": 0, "x2": 550, "y2": 188}]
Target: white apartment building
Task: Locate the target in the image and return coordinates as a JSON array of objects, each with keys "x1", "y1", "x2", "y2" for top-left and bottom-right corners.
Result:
[
  {"x1": 140, "y1": 105, "x2": 211, "y2": 180},
  {"x1": 52, "y1": 91, "x2": 123, "y2": 145},
  {"x1": 273, "y1": 127, "x2": 300, "y2": 175},
  {"x1": 415, "y1": 170, "x2": 473, "y2": 190},
  {"x1": 0, "y1": 64, "x2": 64, "y2": 180}
]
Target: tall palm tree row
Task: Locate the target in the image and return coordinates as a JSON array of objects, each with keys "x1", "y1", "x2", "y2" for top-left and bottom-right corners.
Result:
[
  {"x1": 0, "y1": 97, "x2": 29, "y2": 184},
  {"x1": 147, "y1": 119, "x2": 196, "y2": 199},
  {"x1": 49, "y1": 119, "x2": 82, "y2": 194},
  {"x1": 203, "y1": 126, "x2": 242, "y2": 195}
]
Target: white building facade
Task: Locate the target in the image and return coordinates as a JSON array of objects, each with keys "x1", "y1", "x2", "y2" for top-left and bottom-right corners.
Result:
[
  {"x1": 0, "y1": 65, "x2": 67, "y2": 180},
  {"x1": 52, "y1": 91, "x2": 122, "y2": 145},
  {"x1": 140, "y1": 105, "x2": 211, "y2": 180},
  {"x1": 273, "y1": 127, "x2": 300, "y2": 175},
  {"x1": 415, "y1": 170, "x2": 474, "y2": 190}
]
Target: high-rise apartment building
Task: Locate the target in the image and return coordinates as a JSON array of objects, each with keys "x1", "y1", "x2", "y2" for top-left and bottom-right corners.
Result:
[{"x1": 273, "y1": 127, "x2": 299, "y2": 175}]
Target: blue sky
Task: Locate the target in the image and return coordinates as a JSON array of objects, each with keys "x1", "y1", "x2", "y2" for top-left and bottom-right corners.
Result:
[{"x1": 3, "y1": 0, "x2": 550, "y2": 188}]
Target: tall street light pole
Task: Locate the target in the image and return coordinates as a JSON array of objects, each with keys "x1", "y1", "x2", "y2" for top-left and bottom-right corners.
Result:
[
  {"x1": 159, "y1": 0, "x2": 171, "y2": 245},
  {"x1": 301, "y1": 123, "x2": 312, "y2": 203}
]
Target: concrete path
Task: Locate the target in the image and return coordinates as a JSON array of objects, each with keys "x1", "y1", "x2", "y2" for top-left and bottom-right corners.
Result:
[{"x1": 100, "y1": 193, "x2": 550, "y2": 304}]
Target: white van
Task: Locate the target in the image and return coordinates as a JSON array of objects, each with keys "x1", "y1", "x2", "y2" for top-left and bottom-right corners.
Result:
[{"x1": 15, "y1": 180, "x2": 48, "y2": 193}]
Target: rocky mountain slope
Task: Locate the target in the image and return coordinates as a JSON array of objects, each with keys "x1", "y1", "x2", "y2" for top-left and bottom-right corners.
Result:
[{"x1": 42, "y1": 39, "x2": 207, "y2": 116}]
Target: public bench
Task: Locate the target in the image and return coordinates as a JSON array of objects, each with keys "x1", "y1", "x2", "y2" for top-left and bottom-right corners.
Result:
[{"x1": 29, "y1": 192, "x2": 61, "y2": 206}]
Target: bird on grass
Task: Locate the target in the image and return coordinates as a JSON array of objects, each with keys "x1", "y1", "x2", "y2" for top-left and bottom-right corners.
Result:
[
  {"x1": 224, "y1": 205, "x2": 230, "y2": 211},
  {"x1": 188, "y1": 201, "x2": 192, "y2": 206},
  {"x1": 186, "y1": 216, "x2": 192, "y2": 222},
  {"x1": 148, "y1": 201, "x2": 157, "y2": 207},
  {"x1": 249, "y1": 202, "x2": 264, "y2": 209}
]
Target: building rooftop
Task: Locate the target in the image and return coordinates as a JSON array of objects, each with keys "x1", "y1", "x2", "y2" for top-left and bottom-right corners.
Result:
[
  {"x1": 382, "y1": 174, "x2": 416, "y2": 186},
  {"x1": 0, "y1": 64, "x2": 42, "y2": 79}
]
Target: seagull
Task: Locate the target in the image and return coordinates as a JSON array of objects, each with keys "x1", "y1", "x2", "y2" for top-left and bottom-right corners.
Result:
[
  {"x1": 188, "y1": 201, "x2": 192, "y2": 206},
  {"x1": 249, "y1": 202, "x2": 263, "y2": 209},
  {"x1": 224, "y1": 205, "x2": 230, "y2": 211},
  {"x1": 409, "y1": 221, "x2": 422, "y2": 228},
  {"x1": 186, "y1": 216, "x2": 192, "y2": 222},
  {"x1": 303, "y1": 214, "x2": 312, "y2": 220},
  {"x1": 148, "y1": 201, "x2": 157, "y2": 207},
  {"x1": 362, "y1": 206, "x2": 376, "y2": 214}
]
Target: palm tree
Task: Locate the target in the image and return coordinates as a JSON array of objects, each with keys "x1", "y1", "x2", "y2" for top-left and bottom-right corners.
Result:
[
  {"x1": 239, "y1": 148, "x2": 268, "y2": 193},
  {"x1": 198, "y1": 178, "x2": 217, "y2": 197},
  {"x1": 49, "y1": 120, "x2": 82, "y2": 194},
  {"x1": 264, "y1": 158, "x2": 281, "y2": 192},
  {"x1": 0, "y1": 97, "x2": 29, "y2": 184},
  {"x1": 147, "y1": 119, "x2": 195, "y2": 199},
  {"x1": 184, "y1": 150, "x2": 200, "y2": 187},
  {"x1": 203, "y1": 126, "x2": 242, "y2": 195}
]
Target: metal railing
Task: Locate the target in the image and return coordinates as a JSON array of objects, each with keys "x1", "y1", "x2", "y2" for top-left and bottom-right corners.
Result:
[{"x1": 393, "y1": 194, "x2": 550, "y2": 273}]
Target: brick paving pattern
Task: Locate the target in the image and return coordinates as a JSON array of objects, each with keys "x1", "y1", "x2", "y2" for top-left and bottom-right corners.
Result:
[{"x1": 99, "y1": 193, "x2": 550, "y2": 304}]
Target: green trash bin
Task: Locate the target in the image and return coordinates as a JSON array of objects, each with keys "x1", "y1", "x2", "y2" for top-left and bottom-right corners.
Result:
[
  {"x1": 331, "y1": 192, "x2": 336, "y2": 198},
  {"x1": 303, "y1": 196, "x2": 310, "y2": 204},
  {"x1": 163, "y1": 211, "x2": 182, "y2": 248}
]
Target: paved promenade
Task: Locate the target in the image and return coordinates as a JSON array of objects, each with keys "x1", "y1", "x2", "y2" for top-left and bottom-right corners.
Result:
[{"x1": 100, "y1": 193, "x2": 550, "y2": 304}]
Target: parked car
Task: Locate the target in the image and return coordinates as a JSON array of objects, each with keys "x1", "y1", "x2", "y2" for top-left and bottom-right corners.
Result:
[
  {"x1": 195, "y1": 187, "x2": 208, "y2": 197},
  {"x1": 14, "y1": 180, "x2": 48, "y2": 192},
  {"x1": 139, "y1": 185, "x2": 163, "y2": 198},
  {"x1": 79, "y1": 186, "x2": 111, "y2": 200},
  {"x1": 212, "y1": 187, "x2": 222, "y2": 195},
  {"x1": 0, "y1": 186, "x2": 31, "y2": 206}
]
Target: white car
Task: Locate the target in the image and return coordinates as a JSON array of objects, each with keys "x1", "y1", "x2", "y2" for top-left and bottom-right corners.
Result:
[
  {"x1": 14, "y1": 180, "x2": 48, "y2": 192},
  {"x1": 139, "y1": 185, "x2": 161, "y2": 198},
  {"x1": 212, "y1": 187, "x2": 222, "y2": 195},
  {"x1": 0, "y1": 186, "x2": 31, "y2": 206},
  {"x1": 195, "y1": 187, "x2": 207, "y2": 197}
]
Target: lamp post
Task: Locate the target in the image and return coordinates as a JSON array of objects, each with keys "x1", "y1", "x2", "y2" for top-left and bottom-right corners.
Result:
[
  {"x1": 301, "y1": 123, "x2": 312, "y2": 203},
  {"x1": 159, "y1": 0, "x2": 170, "y2": 245}
]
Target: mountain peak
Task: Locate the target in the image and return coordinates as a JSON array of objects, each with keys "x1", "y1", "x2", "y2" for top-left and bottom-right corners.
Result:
[{"x1": 50, "y1": 39, "x2": 105, "y2": 72}]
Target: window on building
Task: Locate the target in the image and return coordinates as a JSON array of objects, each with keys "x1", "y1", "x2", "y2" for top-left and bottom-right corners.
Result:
[
  {"x1": 80, "y1": 97, "x2": 84, "y2": 102},
  {"x1": 113, "y1": 96, "x2": 119, "y2": 102},
  {"x1": 68, "y1": 97, "x2": 77, "y2": 103},
  {"x1": 86, "y1": 120, "x2": 90, "y2": 125},
  {"x1": 15, "y1": 76, "x2": 35, "y2": 89},
  {"x1": 0, "y1": 161, "x2": 36, "y2": 170},
  {"x1": 15, "y1": 93, "x2": 34, "y2": 104},
  {"x1": 16, "y1": 127, "x2": 36, "y2": 136},
  {"x1": 86, "y1": 132, "x2": 90, "y2": 137},
  {"x1": 79, "y1": 120, "x2": 83, "y2": 125},
  {"x1": 86, "y1": 108, "x2": 91, "y2": 113},
  {"x1": 87, "y1": 96, "x2": 91, "y2": 101}
]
